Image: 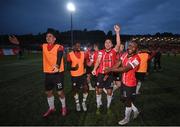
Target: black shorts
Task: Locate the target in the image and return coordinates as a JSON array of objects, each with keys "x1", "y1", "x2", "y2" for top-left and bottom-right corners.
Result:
[
  {"x1": 71, "y1": 74, "x2": 87, "y2": 89},
  {"x1": 136, "y1": 72, "x2": 145, "y2": 81},
  {"x1": 96, "y1": 73, "x2": 114, "y2": 89},
  {"x1": 113, "y1": 72, "x2": 122, "y2": 81},
  {"x1": 120, "y1": 84, "x2": 136, "y2": 99},
  {"x1": 91, "y1": 75, "x2": 98, "y2": 87},
  {"x1": 45, "y1": 72, "x2": 64, "y2": 91},
  {"x1": 86, "y1": 66, "x2": 93, "y2": 74}
]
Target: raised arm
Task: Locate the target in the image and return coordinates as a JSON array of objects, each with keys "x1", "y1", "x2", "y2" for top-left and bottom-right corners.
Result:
[
  {"x1": 9, "y1": 35, "x2": 43, "y2": 50},
  {"x1": 8, "y1": 35, "x2": 20, "y2": 45},
  {"x1": 114, "y1": 25, "x2": 121, "y2": 52}
]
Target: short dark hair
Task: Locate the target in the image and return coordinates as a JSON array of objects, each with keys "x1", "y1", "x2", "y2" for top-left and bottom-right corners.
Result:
[
  {"x1": 105, "y1": 37, "x2": 112, "y2": 41},
  {"x1": 130, "y1": 41, "x2": 138, "y2": 48},
  {"x1": 46, "y1": 29, "x2": 57, "y2": 38}
]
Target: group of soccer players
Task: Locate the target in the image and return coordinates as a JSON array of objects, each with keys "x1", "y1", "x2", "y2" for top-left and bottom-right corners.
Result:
[{"x1": 8, "y1": 24, "x2": 151, "y2": 125}]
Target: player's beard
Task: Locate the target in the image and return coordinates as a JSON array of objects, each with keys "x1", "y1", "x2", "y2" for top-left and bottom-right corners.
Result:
[{"x1": 128, "y1": 49, "x2": 136, "y2": 57}]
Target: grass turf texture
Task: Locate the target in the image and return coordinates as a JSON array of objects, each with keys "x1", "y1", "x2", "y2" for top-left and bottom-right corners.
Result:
[{"x1": 0, "y1": 53, "x2": 180, "y2": 126}]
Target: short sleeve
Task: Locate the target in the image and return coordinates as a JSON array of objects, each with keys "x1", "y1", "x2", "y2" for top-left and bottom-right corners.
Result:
[{"x1": 129, "y1": 58, "x2": 140, "y2": 69}]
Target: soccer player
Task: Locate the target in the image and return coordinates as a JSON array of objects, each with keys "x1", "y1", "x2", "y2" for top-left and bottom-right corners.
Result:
[
  {"x1": 91, "y1": 43, "x2": 102, "y2": 105},
  {"x1": 85, "y1": 44, "x2": 95, "y2": 90},
  {"x1": 92, "y1": 24, "x2": 121, "y2": 114},
  {"x1": 136, "y1": 48, "x2": 150, "y2": 94},
  {"x1": 105, "y1": 42, "x2": 140, "y2": 125},
  {"x1": 103, "y1": 44, "x2": 125, "y2": 96},
  {"x1": 9, "y1": 29, "x2": 67, "y2": 117},
  {"x1": 67, "y1": 42, "x2": 89, "y2": 112},
  {"x1": 92, "y1": 43, "x2": 100, "y2": 90},
  {"x1": 113, "y1": 44, "x2": 125, "y2": 93}
]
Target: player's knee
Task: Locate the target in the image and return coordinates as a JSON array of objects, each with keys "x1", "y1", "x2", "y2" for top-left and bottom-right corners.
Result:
[
  {"x1": 116, "y1": 81, "x2": 121, "y2": 87},
  {"x1": 83, "y1": 85, "x2": 89, "y2": 93},
  {"x1": 57, "y1": 90, "x2": 65, "y2": 98},
  {"x1": 125, "y1": 98, "x2": 132, "y2": 107},
  {"x1": 46, "y1": 90, "x2": 53, "y2": 97},
  {"x1": 107, "y1": 89, "x2": 113, "y2": 96},
  {"x1": 96, "y1": 88, "x2": 102, "y2": 95}
]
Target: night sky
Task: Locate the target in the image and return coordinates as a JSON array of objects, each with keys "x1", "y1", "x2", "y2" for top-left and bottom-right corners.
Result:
[{"x1": 0, "y1": 0, "x2": 180, "y2": 35}]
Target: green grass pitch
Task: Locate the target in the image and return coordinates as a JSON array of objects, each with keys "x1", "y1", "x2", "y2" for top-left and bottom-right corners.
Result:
[{"x1": 0, "y1": 53, "x2": 180, "y2": 125}]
